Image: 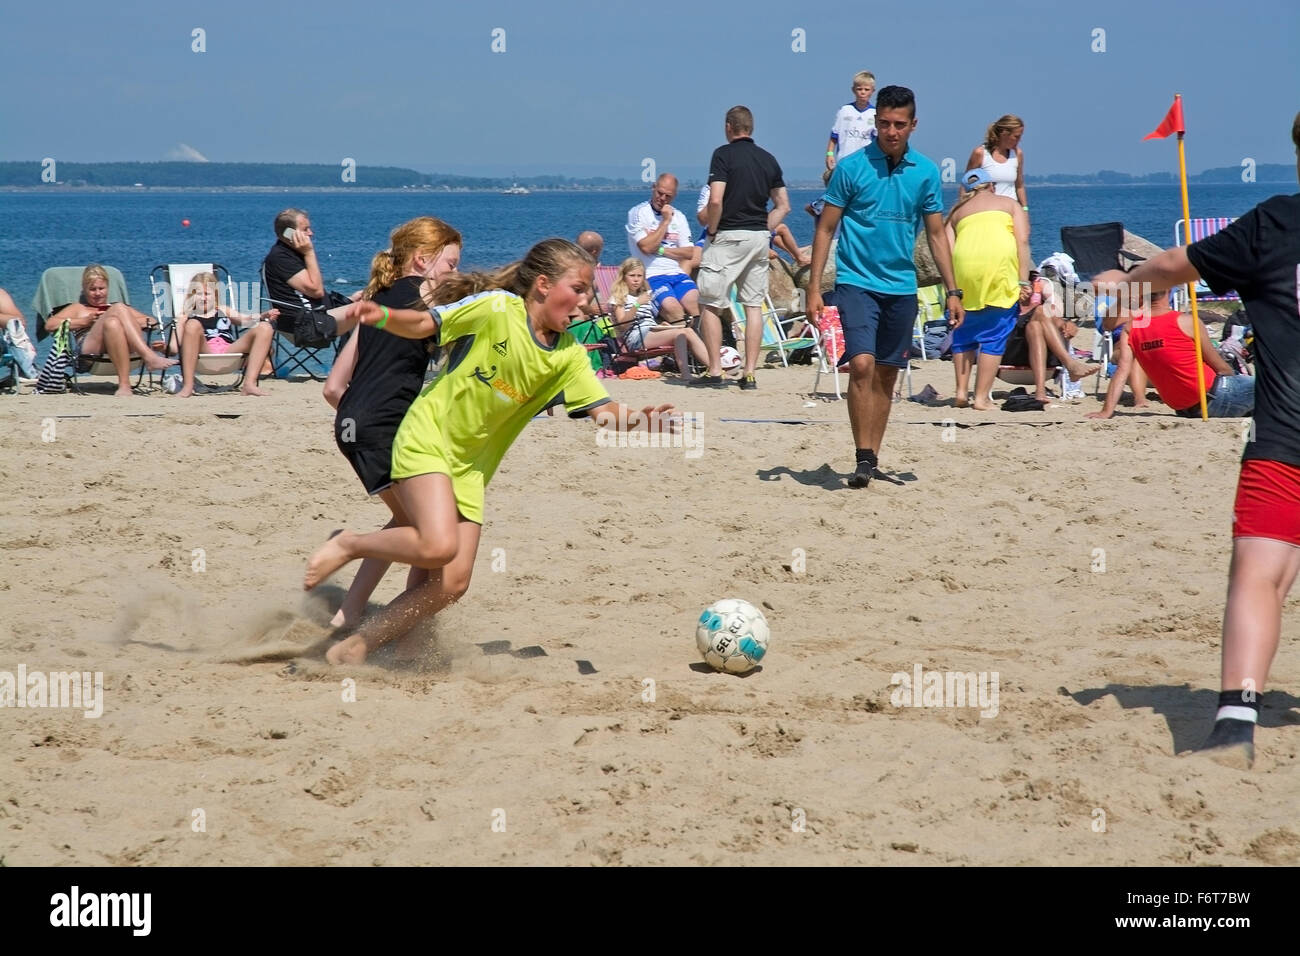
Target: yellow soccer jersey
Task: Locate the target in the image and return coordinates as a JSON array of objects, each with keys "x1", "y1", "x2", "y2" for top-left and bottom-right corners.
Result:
[{"x1": 390, "y1": 291, "x2": 610, "y2": 522}]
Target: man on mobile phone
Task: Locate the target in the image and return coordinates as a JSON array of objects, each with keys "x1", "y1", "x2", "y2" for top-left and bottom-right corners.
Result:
[{"x1": 262, "y1": 208, "x2": 357, "y2": 347}]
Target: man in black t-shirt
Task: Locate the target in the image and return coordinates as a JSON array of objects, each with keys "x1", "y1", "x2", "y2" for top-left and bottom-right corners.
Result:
[
  {"x1": 694, "y1": 106, "x2": 790, "y2": 389},
  {"x1": 262, "y1": 208, "x2": 359, "y2": 346},
  {"x1": 1093, "y1": 111, "x2": 1300, "y2": 770}
]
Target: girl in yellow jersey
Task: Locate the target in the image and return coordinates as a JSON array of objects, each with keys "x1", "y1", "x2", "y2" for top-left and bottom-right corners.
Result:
[{"x1": 305, "y1": 238, "x2": 678, "y2": 665}]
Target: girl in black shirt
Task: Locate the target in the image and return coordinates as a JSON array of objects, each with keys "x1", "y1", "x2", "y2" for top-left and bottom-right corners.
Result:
[{"x1": 323, "y1": 217, "x2": 462, "y2": 630}]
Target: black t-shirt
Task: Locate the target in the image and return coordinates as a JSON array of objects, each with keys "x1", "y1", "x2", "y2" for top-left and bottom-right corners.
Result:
[
  {"x1": 335, "y1": 276, "x2": 437, "y2": 450},
  {"x1": 263, "y1": 241, "x2": 321, "y2": 329},
  {"x1": 193, "y1": 311, "x2": 237, "y2": 344},
  {"x1": 1186, "y1": 194, "x2": 1300, "y2": 466},
  {"x1": 707, "y1": 137, "x2": 785, "y2": 231}
]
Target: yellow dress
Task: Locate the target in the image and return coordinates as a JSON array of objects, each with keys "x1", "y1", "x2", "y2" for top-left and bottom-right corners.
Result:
[{"x1": 952, "y1": 210, "x2": 1019, "y2": 311}]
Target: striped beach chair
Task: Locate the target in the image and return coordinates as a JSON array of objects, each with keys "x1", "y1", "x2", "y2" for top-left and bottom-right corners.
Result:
[{"x1": 1173, "y1": 218, "x2": 1239, "y2": 310}]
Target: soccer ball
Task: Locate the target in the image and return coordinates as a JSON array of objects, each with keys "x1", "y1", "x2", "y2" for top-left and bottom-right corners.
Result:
[
  {"x1": 696, "y1": 599, "x2": 770, "y2": 674},
  {"x1": 718, "y1": 346, "x2": 742, "y2": 373}
]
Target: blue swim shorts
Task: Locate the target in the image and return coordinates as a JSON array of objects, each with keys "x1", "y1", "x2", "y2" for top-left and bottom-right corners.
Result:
[
  {"x1": 648, "y1": 273, "x2": 698, "y2": 311},
  {"x1": 950, "y1": 303, "x2": 1018, "y2": 356}
]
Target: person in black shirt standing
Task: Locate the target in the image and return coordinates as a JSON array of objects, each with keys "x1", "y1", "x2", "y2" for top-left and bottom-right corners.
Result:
[
  {"x1": 322, "y1": 216, "x2": 463, "y2": 630},
  {"x1": 1093, "y1": 111, "x2": 1300, "y2": 769},
  {"x1": 695, "y1": 106, "x2": 791, "y2": 389}
]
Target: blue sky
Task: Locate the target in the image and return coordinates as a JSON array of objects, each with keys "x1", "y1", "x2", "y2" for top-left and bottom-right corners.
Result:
[{"x1": 3, "y1": 0, "x2": 1297, "y2": 180}]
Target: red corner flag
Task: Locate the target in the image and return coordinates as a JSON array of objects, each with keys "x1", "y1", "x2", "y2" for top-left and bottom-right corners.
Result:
[{"x1": 1144, "y1": 97, "x2": 1185, "y2": 140}]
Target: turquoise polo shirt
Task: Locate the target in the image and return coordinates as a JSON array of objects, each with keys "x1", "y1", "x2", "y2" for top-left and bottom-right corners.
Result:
[{"x1": 824, "y1": 141, "x2": 943, "y2": 296}]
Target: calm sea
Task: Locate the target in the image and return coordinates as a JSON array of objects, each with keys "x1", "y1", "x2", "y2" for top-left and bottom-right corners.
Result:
[{"x1": 0, "y1": 182, "x2": 1286, "y2": 345}]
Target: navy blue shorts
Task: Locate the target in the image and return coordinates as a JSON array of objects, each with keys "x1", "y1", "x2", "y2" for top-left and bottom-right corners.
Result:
[{"x1": 834, "y1": 285, "x2": 915, "y2": 369}]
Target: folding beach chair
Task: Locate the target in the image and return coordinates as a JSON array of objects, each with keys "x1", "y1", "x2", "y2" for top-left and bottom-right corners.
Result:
[
  {"x1": 31, "y1": 266, "x2": 149, "y2": 392},
  {"x1": 1059, "y1": 222, "x2": 1146, "y2": 280},
  {"x1": 727, "y1": 288, "x2": 821, "y2": 368},
  {"x1": 811, "y1": 305, "x2": 844, "y2": 400},
  {"x1": 592, "y1": 264, "x2": 619, "y2": 313},
  {"x1": 150, "y1": 263, "x2": 249, "y2": 391},
  {"x1": 1172, "y1": 217, "x2": 1239, "y2": 311},
  {"x1": 260, "y1": 264, "x2": 342, "y2": 382}
]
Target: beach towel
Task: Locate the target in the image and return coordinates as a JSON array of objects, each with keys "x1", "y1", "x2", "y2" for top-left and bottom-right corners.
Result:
[
  {"x1": 4, "y1": 318, "x2": 37, "y2": 379},
  {"x1": 35, "y1": 321, "x2": 73, "y2": 393},
  {"x1": 1037, "y1": 254, "x2": 1079, "y2": 285}
]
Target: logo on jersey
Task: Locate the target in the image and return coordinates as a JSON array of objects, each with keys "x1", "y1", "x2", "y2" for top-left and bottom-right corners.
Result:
[
  {"x1": 471, "y1": 363, "x2": 530, "y2": 405},
  {"x1": 493, "y1": 339, "x2": 508, "y2": 356}
]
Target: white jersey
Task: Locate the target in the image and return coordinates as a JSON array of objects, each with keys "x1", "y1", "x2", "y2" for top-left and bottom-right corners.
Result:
[
  {"x1": 830, "y1": 103, "x2": 876, "y2": 160},
  {"x1": 626, "y1": 200, "x2": 694, "y2": 278}
]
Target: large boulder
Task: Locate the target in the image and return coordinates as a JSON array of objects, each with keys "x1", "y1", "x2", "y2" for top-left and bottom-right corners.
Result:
[
  {"x1": 1123, "y1": 230, "x2": 1164, "y2": 263},
  {"x1": 787, "y1": 234, "x2": 945, "y2": 298}
]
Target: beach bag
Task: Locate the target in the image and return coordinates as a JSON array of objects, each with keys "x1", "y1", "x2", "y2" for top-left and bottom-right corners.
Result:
[
  {"x1": 35, "y1": 321, "x2": 73, "y2": 394},
  {"x1": 293, "y1": 291, "x2": 352, "y2": 348},
  {"x1": 915, "y1": 317, "x2": 952, "y2": 359}
]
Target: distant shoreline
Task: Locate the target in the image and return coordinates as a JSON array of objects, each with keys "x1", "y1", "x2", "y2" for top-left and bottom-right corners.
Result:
[{"x1": 0, "y1": 181, "x2": 1290, "y2": 196}]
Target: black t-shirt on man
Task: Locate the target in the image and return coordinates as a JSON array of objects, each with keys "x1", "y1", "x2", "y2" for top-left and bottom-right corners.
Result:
[
  {"x1": 334, "y1": 275, "x2": 437, "y2": 451},
  {"x1": 263, "y1": 240, "x2": 322, "y2": 333},
  {"x1": 707, "y1": 137, "x2": 785, "y2": 232},
  {"x1": 1186, "y1": 194, "x2": 1300, "y2": 466}
]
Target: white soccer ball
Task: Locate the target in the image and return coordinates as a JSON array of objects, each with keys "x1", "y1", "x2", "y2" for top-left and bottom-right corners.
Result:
[
  {"x1": 718, "y1": 346, "x2": 742, "y2": 371},
  {"x1": 696, "y1": 599, "x2": 770, "y2": 674}
]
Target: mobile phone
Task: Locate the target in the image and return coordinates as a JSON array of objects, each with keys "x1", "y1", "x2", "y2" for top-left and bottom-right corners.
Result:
[{"x1": 282, "y1": 228, "x2": 297, "y2": 243}]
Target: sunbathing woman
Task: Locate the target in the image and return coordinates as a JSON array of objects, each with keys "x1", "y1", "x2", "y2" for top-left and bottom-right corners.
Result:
[
  {"x1": 46, "y1": 265, "x2": 177, "y2": 395},
  {"x1": 175, "y1": 272, "x2": 277, "y2": 398},
  {"x1": 306, "y1": 238, "x2": 677, "y2": 665},
  {"x1": 321, "y1": 216, "x2": 462, "y2": 629}
]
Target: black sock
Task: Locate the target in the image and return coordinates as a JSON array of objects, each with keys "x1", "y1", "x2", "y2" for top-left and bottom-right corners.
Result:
[
  {"x1": 855, "y1": 448, "x2": 877, "y2": 471},
  {"x1": 1203, "y1": 689, "x2": 1259, "y2": 748},
  {"x1": 1215, "y1": 688, "x2": 1260, "y2": 723}
]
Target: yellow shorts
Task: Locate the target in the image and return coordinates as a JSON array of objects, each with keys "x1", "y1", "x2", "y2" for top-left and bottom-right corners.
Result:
[{"x1": 390, "y1": 399, "x2": 485, "y2": 525}]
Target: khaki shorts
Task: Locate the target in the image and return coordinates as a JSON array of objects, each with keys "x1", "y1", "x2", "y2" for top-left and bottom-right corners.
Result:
[{"x1": 697, "y1": 230, "x2": 770, "y2": 308}]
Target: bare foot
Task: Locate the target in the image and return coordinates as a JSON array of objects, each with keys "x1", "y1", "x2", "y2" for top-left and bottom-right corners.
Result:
[
  {"x1": 971, "y1": 399, "x2": 993, "y2": 411},
  {"x1": 305, "y1": 531, "x2": 353, "y2": 591},
  {"x1": 260, "y1": 360, "x2": 273, "y2": 377},
  {"x1": 326, "y1": 634, "x2": 368, "y2": 666},
  {"x1": 114, "y1": 386, "x2": 134, "y2": 397},
  {"x1": 240, "y1": 385, "x2": 268, "y2": 396},
  {"x1": 175, "y1": 386, "x2": 195, "y2": 398},
  {"x1": 1133, "y1": 401, "x2": 1151, "y2": 411},
  {"x1": 1033, "y1": 393, "x2": 1050, "y2": 403},
  {"x1": 1067, "y1": 360, "x2": 1101, "y2": 382}
]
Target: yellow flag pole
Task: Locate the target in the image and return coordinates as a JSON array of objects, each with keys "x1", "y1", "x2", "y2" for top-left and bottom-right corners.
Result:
[{"x1": 1173, "y1": 94, "x2": 1209, "y2": 420}]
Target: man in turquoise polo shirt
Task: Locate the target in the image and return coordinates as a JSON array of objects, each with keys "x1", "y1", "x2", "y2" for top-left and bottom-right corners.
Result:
[{"x1": 808, "y1": 85, "x2": 963, "y2": 488}]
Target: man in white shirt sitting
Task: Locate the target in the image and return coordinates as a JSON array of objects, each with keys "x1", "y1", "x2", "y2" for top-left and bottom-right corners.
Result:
[{"x1": 626, "y1": 174, "x2": 701, "y2": 324}]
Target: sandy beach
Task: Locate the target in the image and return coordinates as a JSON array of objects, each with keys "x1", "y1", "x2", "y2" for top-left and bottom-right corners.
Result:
[{"x1": 2, "y1": 359, "x2": 1297, "y2": 867}]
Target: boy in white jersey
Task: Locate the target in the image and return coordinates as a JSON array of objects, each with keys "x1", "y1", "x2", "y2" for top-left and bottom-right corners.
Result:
[{"x1": 824, "y1": 70, "x2": 877, "y2": 182}]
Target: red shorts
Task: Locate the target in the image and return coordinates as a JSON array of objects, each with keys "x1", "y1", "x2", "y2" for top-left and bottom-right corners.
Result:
[{"x1": 1233, "y1": 459, "x2": 1300, "y2": 545}]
